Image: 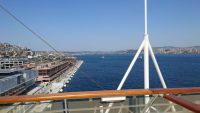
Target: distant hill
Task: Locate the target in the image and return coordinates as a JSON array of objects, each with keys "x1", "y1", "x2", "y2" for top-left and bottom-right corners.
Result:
[
  {"x1": 1, "y1": 42, "x2": 200, "y2": 56},
  {"x1": 64, "y1": 46, "x2": 200, "y2": 55},
  {"x1": 153, "y1": 46, "x2": 200, "y2": 54}
]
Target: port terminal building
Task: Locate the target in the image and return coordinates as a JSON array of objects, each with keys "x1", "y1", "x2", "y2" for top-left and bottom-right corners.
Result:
[
  {"x1": 0, "y1": 57, "x2": 28, "y2": 69},
  {"x1": 0, "y1": 68, "x2": 38, "y2": 96},
  {"x1": 36, "y1": 60, "x2": 75, "y2": 83}
]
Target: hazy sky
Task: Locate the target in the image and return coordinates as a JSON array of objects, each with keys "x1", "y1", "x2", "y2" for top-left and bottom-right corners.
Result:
[{"x1": 0, "y1": 0, "x2": 200, "y2": 51}]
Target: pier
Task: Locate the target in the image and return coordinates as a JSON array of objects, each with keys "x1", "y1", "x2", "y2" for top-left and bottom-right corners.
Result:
[{"x1": 0, "y1": 60, "x2": 83, "y2": 113}]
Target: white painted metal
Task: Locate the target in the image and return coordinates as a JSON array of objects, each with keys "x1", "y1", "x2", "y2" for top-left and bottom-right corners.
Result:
[
  {"x1": 104, "y1": 41, "x2": 144, "y2": 113},
  {"x1": 144, "y1": 0, "x2": 148, "y2": 34},
  {"x1": 99, "y1": 106, "x2": 104, "y2": 113},
  {"x1": 148, "y1": 43, "x2": 167, "y2": 88},
  {"x1": 144, "y1": 0, "x2": 150, "y2": 105},
  {"x1": 105, "y1": 103, "x2": 114, "y2": 113},
  {"x1": 117, "y1": 40, "x2": 145, "y2": 90},
  {"x1": 142, "y1": 95, "x2": 159, "y2": 113},
  {"x1": 101, "y1": 96, "x2": 126, "y2": 102},
  {"x1": 144, "y1": 37, "x2": 149, "y2": 91},
  {"x1": 64, "y1": 99, "x2": 68, "y2": 113},
  {"x1": 105, "y1": 0, "x2": 168, "y2": 113}
]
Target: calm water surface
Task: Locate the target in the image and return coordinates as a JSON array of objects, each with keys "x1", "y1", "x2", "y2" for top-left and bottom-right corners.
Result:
[{"x1": 65, "y1": 54, "x2": 200, "y2": 92}]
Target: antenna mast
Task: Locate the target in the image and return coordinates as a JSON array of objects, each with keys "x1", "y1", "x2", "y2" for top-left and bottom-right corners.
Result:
[
  {"x1": 144, "y1": 0, "x2": 150, "y2": 104},
  {"x1": 105, "y1": 0, "x2": 169, "y2": 112}
]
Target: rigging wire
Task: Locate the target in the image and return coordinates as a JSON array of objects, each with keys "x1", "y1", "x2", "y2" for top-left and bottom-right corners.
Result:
[
  {"x1": 0, "y1": 3, "x2": 105, "y2": 90},
  {"x1": 0, "y1": 3, "x2": 63, "y2": 57},
  {"x1": 72, "y1": 64, "x2": 105, "y2": 90},
  {"x1": 79, "y1": 71, "x2": 105, "y2": 90}
]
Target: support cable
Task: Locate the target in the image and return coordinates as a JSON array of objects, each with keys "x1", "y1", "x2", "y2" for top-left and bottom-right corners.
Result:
[
  {"x1": 0, "y1": 3, "x2": 104, "y2": 90},
  {"x1": 0, "y1": 3, "x2": 63, "y2": 57}
]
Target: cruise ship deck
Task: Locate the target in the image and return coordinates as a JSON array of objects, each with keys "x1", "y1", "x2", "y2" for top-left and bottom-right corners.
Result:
[
  {"x1": 0, "y1": 0, "x2": 199, "y2": 113},
  {"x1": 0, "y1": 87, "x2": 199, "y2": 113}
]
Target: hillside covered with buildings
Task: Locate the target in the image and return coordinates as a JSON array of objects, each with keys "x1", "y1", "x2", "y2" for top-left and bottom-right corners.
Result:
[{"x1": 0, "y1": 42, "x2": 78, "y2": 97}]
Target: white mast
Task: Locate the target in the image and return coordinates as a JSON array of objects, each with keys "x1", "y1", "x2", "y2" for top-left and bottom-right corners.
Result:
[
  {"x1": 104, "y1": 0, "x2": 168, "y2": 113},
  {"x1": 144, "y1": 0, "x2": 150, "y2": 104}
]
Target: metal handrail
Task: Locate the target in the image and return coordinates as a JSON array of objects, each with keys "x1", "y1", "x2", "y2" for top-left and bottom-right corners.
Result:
[
  {"x1": 0, "y1": 87, "x2": 200, "y2": 104},
  {"x1": 164, "y1": 95, "x2": 200, "y2": 113}
]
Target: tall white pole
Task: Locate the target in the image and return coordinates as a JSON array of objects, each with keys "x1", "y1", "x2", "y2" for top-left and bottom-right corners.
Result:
[
  {"x1": 105, "y1": 0, "x2": 171, "y2": 113},
  {"x1": 144, "y1": 0, "x2": 148, "y2": 35},
  {"x1": 144, "y1": 0, "x2": 150, "y2": 104}
]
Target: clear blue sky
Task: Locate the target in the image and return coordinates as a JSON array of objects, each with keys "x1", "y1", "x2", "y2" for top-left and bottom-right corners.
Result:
[{"x1": 0, "y1": 0, "x2": 200, "y2": 51}]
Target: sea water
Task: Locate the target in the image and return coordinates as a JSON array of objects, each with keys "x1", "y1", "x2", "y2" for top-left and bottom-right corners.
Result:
[{"x1": 65, "y1": 54, "x2": 200, "y2": 92}]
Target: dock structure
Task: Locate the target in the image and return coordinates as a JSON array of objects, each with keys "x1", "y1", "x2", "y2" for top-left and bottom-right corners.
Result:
[
  {"x1": 36, "y1": 60, "x2": 74, "y2": 82},
  {"x1": 49, "y1": 60, "x2": 83, "y2": 93},
  {"x1": 0, "y1": 58, "x2": 29, "y2": 69},
  {"x1": 24, "y1": 60, "x2": 83, "y2": 113},
  {"x1": 0, "y1": 68, "x2": 38, "y2": 96},
  {"x1": 0, "y1": 60, "x2": 83, "y2": 113}
]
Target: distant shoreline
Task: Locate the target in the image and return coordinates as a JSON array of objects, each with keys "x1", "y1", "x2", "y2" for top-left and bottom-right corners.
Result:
[
  {"x1": 63, "y1": 46, "x2": 200, "y2": 55},
  {"x1": 64, "y1": 52, "x2": 200, "y2": 56},
  {"x1": 1, "y1": 43, "x2": 200, "y2": 56}
]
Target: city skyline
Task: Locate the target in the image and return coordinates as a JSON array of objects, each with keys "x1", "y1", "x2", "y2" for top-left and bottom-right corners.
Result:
[{"x1": 0, "y1": 0, "x2": 200, "y2": 51}]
